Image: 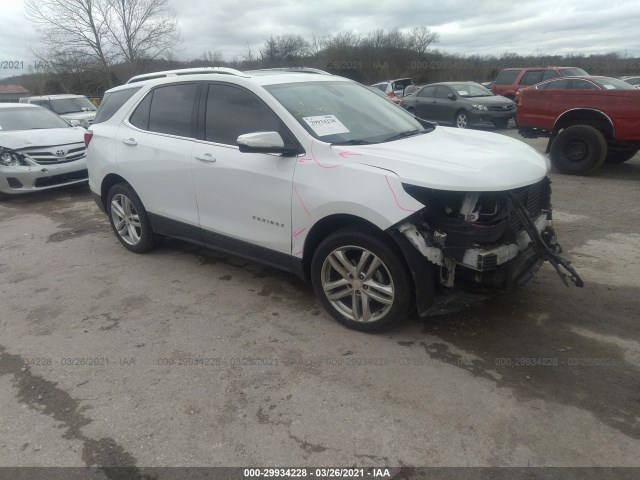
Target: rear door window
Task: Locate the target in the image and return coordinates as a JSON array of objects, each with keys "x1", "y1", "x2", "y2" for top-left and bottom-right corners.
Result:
[
  {"x1": 542, "y1": 70, "x2": 560, "y2": 81},
  {"x1": 520, "y1": 70, "x2": 544, "y2": 85},
  {"x1": 418, "y1": 85, "x2": 437, "y2": 97},
  {"x1": 569, "y1": 79, "x2": 598, "y2": 89},
  {"x1": 539, "y1": 79, "x2": 571, "y2": 89},
  {"x1": 147, "y1": 84, "x2": 198, "y2": 138},
  {"x1": 495, "y1": 70, "x2": 520, "y2": 85}
]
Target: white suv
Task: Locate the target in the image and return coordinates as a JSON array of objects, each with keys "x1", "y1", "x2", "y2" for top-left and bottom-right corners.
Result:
[{"x1": 86, "y1": 67, "x2": 582, "y2": 331}]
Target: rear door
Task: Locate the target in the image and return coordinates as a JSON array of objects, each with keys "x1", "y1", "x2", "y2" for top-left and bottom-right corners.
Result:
[
  {"x1": 413, "y1": 85, "x2": 437, "y2": 119},
  {"x1": 115, "y1": 83, "x2": 201, "y2": 229},
  {"x1": 432, "y1": 86, "x2": 456, "y2": 123}
]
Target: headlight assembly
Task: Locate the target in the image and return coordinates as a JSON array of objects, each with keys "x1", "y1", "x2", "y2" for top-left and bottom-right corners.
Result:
[
  {"x1": 0, "y1": 150, "x2": 30, "y2": 167},
  {"x1": 472, "y1": 104, "x2": 488, "y2": 111}
]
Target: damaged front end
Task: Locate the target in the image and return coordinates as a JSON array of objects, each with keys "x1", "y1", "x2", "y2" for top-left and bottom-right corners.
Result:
[{"x1": 389, "y1": 177, "x2": 583, "y2": 317}]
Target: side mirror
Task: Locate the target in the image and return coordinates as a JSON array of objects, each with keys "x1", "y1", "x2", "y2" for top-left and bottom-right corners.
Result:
[
  {"x1": 237, "y1": 132, "x2": 298, "y2": 156},
  {"x1": 448, "y1": 93, "x2": 456, "y2": 100}
]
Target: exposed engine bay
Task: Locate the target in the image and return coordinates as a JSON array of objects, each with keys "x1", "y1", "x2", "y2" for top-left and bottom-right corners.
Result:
[{"x1": 391, "y1": 177, "x2": 583, "y2": 315}]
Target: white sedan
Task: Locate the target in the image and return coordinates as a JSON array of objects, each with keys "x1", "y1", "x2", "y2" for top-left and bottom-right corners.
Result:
[{"x1": 0, "y1": 103, "x2": 87, "y2": 199}]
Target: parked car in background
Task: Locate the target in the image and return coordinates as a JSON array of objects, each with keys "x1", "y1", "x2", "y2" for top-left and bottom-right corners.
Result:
[
  {"x1": 366, "y1": 86, "x2": 401, "y2": 105},
  {"x1": 19, "y1": 94, "x2": 98, "y2": 128},
  {"x1": 516, "y1": 76, "x2": 640, "y2": 175},
  {"x1": 492, "y1": 66, "x2": 588, "y2": 100},
  {"x1": 86, "y1": 67, "x2": 581, "y2": 331},
  {"x1": 0, "y1": 104, "x2": 87, "y2": 198},
  {"x1": 621, "y1": 76, "x2": 640, "y2": 88},
  {"x1": 371, "y1": 78, "x2": 414, "y2": 104},
  {"x1": 403, "y1": 82, "x2": 515, "y2": 129}
]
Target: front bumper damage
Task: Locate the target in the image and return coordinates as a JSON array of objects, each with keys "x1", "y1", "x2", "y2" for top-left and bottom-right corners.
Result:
[{"x1": 389, "y1": 177, "x2": 583, "y2": 317}]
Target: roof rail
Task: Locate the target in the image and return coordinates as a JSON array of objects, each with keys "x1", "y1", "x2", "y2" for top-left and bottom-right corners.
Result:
[
  {"x1": 248, "y1": 67, "x2": 332, "y2": 75},
  {"x1": 125, "y1": 67, "x2": 249, "y2": 84}
]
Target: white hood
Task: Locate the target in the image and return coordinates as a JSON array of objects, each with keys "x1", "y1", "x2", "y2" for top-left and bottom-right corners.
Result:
[
  {"x1": 0, "y1": 127, "x2": 86, "y2": 151},
  {"x1": 332, "y1": 126, "x2": 549, "y2": 192}
]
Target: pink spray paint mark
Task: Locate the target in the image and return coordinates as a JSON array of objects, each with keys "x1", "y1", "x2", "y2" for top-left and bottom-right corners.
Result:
[
  {"x1": 294, "y1": 186, "x2": 310, "y2": 216},
  {"x1": 294, "y1": 250, "x2": 303, "y2": 257},
  {"x1": 385, "y1": 175, "x2": 417, "y2": 213},
  {"x1": 338, "y1": 151, "x2": 362, "y2": 158},
  {"x1": 308, "y1": 139, "x2": 342, "y2": 168},
  {"x1": 292, "y1": 227, "x2": 307, "y2": 238}
]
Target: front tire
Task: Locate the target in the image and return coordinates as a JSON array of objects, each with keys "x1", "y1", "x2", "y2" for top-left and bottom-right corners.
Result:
[
  {"x1": 549, "y1": 125, "x2": 607, "y2": 175},
  {"x1": 455, "y1": 111, "x2": 468, "y2": 129},
  {"x1": 311, "y1": 226, "x2": 413, "y2": 332},
  {"x1": 106, "y1": 183, "x2": 158, "y2": 253}
]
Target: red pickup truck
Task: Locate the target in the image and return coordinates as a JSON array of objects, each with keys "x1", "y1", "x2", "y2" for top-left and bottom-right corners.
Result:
[{"x1": 516, "y1": 76, "x2": 640, "y2": 175}]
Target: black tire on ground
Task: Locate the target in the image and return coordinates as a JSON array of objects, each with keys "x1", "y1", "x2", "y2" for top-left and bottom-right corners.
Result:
[
  {"x1": 605, "y1": 147, "x2": 639, "y2": 164},
  {"x1": 106, "y1": 183, "x2": 158, "y2": 253},
  {"x1": 407, "y1": 107, "x2": 416, "y2": 114},
  {"x1": 0, "y1": 192, "x2": 9, "y2": 201},
  {"x1": 492, "y1": 118, "x2": 510, "y2": 129},
  {"x1": 549, "y1": 125, "x2": 607, "y2": 175},
  {"x1": 455, "y1": 111, "x2": 468, "y2": 128},
  {"x1": 310, "y1": 226, "x2": 414, "y2": 333}
]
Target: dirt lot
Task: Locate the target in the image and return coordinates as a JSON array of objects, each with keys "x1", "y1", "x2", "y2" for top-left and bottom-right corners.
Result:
[{"x1": 1, "y1": 129, "x2": 639, "y2": 473}]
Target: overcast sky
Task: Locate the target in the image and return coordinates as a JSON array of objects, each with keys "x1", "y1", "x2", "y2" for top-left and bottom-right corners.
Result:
[{"x1": 1, "y1": 0, "x2": 639, "y2": 80}]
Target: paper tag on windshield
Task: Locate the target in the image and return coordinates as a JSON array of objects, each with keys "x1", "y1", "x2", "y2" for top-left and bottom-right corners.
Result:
[
  {"x1": 302, "y1": 115, "x2": 350, "y2": 136},
  {"x1": 603, "y1": 85, "x2": 616, "y2": 90},
  {"x1": 457, "y1": 90, "x2": 468, "y2": 96}
]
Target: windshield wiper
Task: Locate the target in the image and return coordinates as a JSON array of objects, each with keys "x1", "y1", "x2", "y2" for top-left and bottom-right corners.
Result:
[
  {"x1": 331, "y1": 139, "x2": 374, "y2": 146},
  {"x1": 382, "y1": 129, "x2": 424, "y2": 143}
]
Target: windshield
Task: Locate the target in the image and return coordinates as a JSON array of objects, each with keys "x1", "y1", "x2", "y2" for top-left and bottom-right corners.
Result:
[
  {"x1": 592, "y1": 76, "x2": 637, "y2": 90},
  {"x1": 49, "y1": 97, "x2": 97, "y2": 115},
  {"x1": 265, "y1": 81, "x2": 428, "y2": 144},
  {"x1": 560, "y1": 68, "x2": 588, "y2": 76},
  {"x1": 450, "y1": 83, "x2": 494, "y2": 97},
  {"x1": 0, "y1": 106, "x2": 71, "y2": 131}
]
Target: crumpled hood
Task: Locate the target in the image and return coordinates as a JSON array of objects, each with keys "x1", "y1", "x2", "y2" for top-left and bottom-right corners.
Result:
[
  {"x1": 331, "y1": 126, "x2": 549, "y2": 191},
  {"x1": 0, "y1": 127, "x2": 86, "y2": 151}
]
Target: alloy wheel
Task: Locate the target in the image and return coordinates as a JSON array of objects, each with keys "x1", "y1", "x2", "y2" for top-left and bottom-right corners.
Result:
[
  {"x1": 321, "y1": 246, "x2": 395, "y2": 323},
  {"x1": 110, "y1": 193, "x2": 142, "y2": 246}
]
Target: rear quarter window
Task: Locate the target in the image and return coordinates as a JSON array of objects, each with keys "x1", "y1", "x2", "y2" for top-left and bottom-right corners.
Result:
[{"x1": 93, "y1": 87, "x2": 141, "y2": 123}]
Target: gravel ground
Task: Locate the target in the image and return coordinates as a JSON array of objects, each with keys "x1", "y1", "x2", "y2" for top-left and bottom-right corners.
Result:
[{"x1": 1, "y1": 127, "x2": 639, "y2": 474}]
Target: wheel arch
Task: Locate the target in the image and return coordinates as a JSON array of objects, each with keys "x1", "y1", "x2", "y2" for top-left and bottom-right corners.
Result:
[
  {"x1": 301, "y1": 214, "x2": 386, "y2": 280},
  {"x1": 553, "y1": 108, "x2": 615, "y2": 139},
  {"x1": 100, "y1": 173, "x2": 131, "y2": 210}
]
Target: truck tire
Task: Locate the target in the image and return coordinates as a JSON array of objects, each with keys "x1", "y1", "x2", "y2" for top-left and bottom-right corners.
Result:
[
  {"x1": 549, "y1": 125, "x2": 607, "y2": 175},
  {"x1": 605, "y1": 147, "x2": 638, "y2": 164}
]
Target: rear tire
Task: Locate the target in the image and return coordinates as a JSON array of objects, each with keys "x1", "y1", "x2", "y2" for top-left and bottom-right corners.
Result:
[
  {"x1": 106, "y1": 183, "x2": 158, "y2": 253},
  {"x1": 311, "y1": 226, "x2": 413, "y2": 332},
  {"x1": 605, "y1": 147, "x2": 638, "y2": 164},
  {"x1": 549, "y1": 125, "x2": 607, "y2": 175}
]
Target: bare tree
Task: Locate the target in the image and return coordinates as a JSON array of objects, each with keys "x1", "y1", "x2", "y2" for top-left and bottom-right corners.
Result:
[
  {"x1": 25, "y1": 0, "x2": 114, "y2": 86},
  {"x1": 408, "y1": 26, "x2": 439, "y2": 55},
  {"x1": 103, "y1": 0, "x2": 180, "y2": 75}
]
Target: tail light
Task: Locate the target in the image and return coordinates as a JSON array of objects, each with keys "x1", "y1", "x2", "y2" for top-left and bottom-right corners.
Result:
[{"x1": 84, "y1": 130, "x2": 93, "y2": 146}]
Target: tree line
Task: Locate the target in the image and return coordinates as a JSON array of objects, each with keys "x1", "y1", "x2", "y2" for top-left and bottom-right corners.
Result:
[{"x1": 5, "y1": 2, "x2": 639, "y2": 97}]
